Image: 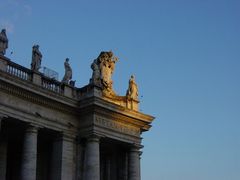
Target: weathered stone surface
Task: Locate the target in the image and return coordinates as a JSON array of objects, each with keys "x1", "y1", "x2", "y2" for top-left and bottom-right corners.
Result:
[
  {"x1": 50, "y1": 135, "x2": 75, "y2": 180},
  {"x1": 20, "y1": 125, "x2": 38, "y2": 180},
  {"x1": 129, "y1": 146, "x2": 141, "y2": 180},
  {"x1": 83, "y1": 135, "x2": 100, "y2": 180},
  {"x1": 0, "y1": 52, "x2": 154, "y2": 180},
  {"x1": 90, "y1": 51, "x2": 118, "y2": 96}
]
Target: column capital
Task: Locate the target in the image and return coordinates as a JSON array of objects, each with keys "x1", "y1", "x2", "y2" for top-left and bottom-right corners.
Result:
[
  {"x1": 86, "y1": 134, "x2": 101, "y2": 143},
  {"x1": 130, "y1": 144, "x2": 143, "y2": 151},
  {"x1": 62, "y1": 133, "x2": 76, "y2": 142},
  {"x1": 53, "y1": 132, "x2": 76, "y2": 143},
  {"x1": 25, "y1": 124, "x2": 39, "y2": 133}
]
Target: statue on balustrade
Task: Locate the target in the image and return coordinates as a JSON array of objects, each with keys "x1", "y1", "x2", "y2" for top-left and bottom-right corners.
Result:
[
  {"x1": 90, "y1": 51, "x2": 118, "y2": 95},
  {"x1": 0, "y1": 29, "x2": 8, "y2": 56},
  {"x1": 62, "y1": 58, "x2": 72, "y2": 84},
  {"x1": 126, "y1": 75, "x2": 139, "y2": 100},
  {"x1": 90, "y1": 59, "x2": 101, "y2": 86},
  {"x1": 31, "y1": 45, "x2": 42, "y2": 72}
]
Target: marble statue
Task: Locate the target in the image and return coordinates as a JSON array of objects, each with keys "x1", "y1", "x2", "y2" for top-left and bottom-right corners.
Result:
[
  {"x1": 126, "y1": 75, "x2": 138, "y2": 100},
  {"x1": 62, "y1": 58, "x2": 72, "y2": 84},
  {"x1": 90, "y1": 51, "x2": 118, "y2": 95},
  {"x1": 99, "y1": 51, "x2": 118, "y2": 90},
  {"x1": 31, "y1": 45, "x2": 42, "y2": 71},
  {"x1": 0, "y1": 29, "x2": 8, "y2": 55},
  {"x1": 90, "y1": 59, "x2": 101, "y2": 85}
]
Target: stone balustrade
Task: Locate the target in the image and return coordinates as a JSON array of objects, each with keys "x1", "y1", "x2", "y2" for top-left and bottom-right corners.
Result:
[
  {"x1": 0, "y1": 54, "x2": 139, "y2": 110},
  {"x1": 0, "y1": 55, "x2": 66, "y2": 95},
  {"x1": 0, "y1": 52, "x2": 154, "y2": 180}
]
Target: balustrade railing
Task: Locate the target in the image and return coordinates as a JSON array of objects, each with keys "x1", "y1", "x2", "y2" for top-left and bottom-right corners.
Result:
[
  {"x1": 0, "y1": 56, "x2": 65, "y2": 94},
  {"x1": 6, "y1": 60, "x2": 32, "y2": 81},
  {"x1": 42, "y1": 76, "x2": 63, "y2": 94}
]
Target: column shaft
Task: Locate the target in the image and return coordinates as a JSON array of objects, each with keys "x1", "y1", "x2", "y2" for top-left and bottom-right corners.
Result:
[
  {"x1": 50, "y1": 135, "x2": 75, "y2": 180},
  {"x1": 83, "y1": 136, "x2": 100, "y2": 180},
  {"x1": 128, "y1": 147, "x2": 141, "y2": 180},
  {"x1": 21, "y1": 126, "x2": 38, "y2": 180},
  {"x1": 61, "y1": 136, "x2": 75, "y2": 180}
]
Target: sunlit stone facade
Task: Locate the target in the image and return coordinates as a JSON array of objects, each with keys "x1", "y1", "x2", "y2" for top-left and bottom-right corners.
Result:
[{"x1": 0, "y1": 54, "x2": 154, "y2": 180}]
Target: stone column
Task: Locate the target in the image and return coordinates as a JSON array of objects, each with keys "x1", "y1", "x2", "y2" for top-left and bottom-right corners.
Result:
[
  {"x1": 61, "y1": 135, "x2": 75, "y2": 180},
  {"x1": 50, "y1": 134, "x2": 75, "y2": 180},
  {"x1": 123, "y1": 152, "x2": 128, "y2": 180},
  {"x1": 20, "y1": 125, "x2": 38, "y2": 180},
  {"x1": 83, "y1": 135, "x2": 100, "y2": 180},
  {"x1": 128, "y1": 146, "x2": 141, "y2": 180}
]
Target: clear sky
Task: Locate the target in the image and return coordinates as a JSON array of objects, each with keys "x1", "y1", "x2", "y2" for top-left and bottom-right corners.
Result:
[{"x1": 1, "y1": 0, "x2": 240, "y2": 179}]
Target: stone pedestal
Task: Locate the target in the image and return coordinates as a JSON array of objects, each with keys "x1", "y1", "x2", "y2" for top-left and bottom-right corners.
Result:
[
  {"x1": 32, "y1": 72, "x2": 42, "y2": 86},
  {"x1": 63, "y1": 84, "x2": 73, "y2": 98},
  {"x1": 83, "y1": 135, "x2": 100, "y2": 180},
  {"x1": 20, "y1": 126, "x2": 38, "y2": 180},
  {"x1": 128, "y1": 146, "x2": 141, "y2": 180},
  {"x1": 0, "y1": 56, "x2": 7, "y2": 72}
]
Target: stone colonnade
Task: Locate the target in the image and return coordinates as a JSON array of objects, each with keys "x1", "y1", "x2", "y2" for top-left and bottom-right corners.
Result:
[
  {"x1": 0, "y1": 121, "x2": 141, "y2": 180},
  {"x1": 17, "y1": 124, "x2": 75, "y2": 180},
  {"x1": 83, "y1": 135, "x2": 141, "y2": 180}
]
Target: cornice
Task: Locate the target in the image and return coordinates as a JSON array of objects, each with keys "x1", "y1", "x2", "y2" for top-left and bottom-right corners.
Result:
[
  {"x1": 0, "y1": 70, "x2": 154, "y2": 131},
  {"x1": 0, "y1": 76, "x2": 78, "y2": 115},
  {"x1": 78, "y1": 96, "x2": 154, "y2": 131}
]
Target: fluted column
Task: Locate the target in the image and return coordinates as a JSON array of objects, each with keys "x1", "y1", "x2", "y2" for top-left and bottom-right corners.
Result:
[
  {"x1": 20, "y1": 125, "x2": 38, "y2": 180},
  {"x1": 128, "y1": 146, "x2": 141, "y2": 180},
  {"x1": 83, "y1": 135, "x2": 100, "y2": 180}
]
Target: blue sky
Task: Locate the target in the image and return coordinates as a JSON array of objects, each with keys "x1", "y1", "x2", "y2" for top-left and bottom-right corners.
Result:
[{"x1": 1, "y1": 0, "x2": 240, "y2": 179}]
